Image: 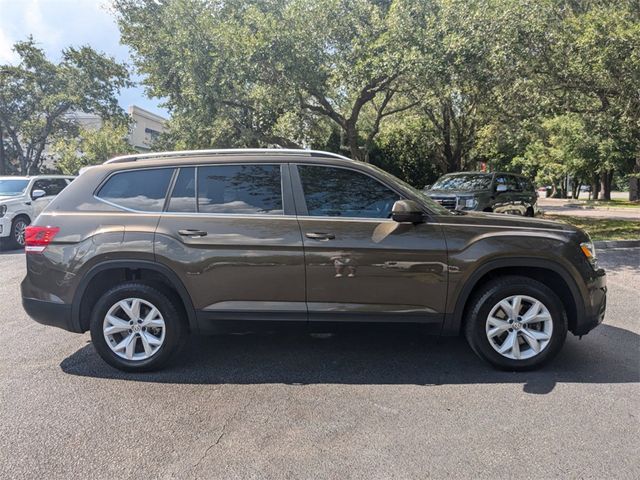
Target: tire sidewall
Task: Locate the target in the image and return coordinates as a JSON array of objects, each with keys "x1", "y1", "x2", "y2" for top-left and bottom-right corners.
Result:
[
  {"x1": 90, "y1": 283, "x2": 183, "y2": 372},
  {"x1": 11, "y1": 217, "x2": 29, "y2": 249},
  {"x1": 467, "y1": 279, "x2": 567, "y2": 370}
]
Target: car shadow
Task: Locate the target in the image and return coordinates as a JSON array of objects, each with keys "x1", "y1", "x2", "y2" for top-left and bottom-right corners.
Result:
[
  {"x1": 0, "y1": 247, "x2": 23, "y2": 255},
  {"x1": 61, "y1": 323, "x2": 639, "y2": 394}
]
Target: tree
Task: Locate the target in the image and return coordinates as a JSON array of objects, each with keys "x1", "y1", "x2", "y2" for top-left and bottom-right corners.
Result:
[
  {"x1": 52, "y1": 122, "x2": 135, "y2": 175},
  {"x1": 114, "y1": 0, "x2": 419, "y2": 160},
  {"x1": 513, "y1": 115, "x2": 601, "y2": 198},
  {"x1": 0, "y1": 38, "x2": 131, "y2": 174},
  {"x1": 496, "y1": 0, "x2": 640, "y2": 199}
]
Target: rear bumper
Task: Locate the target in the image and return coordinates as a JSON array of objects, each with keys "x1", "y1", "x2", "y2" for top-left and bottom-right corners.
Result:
[{"x1": 22, "y1": 297, "x2": 78, "y2": 332}]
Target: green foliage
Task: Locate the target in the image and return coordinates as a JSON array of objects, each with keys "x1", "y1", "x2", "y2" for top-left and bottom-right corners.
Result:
[
  {"x1": 114, "y1": 0, "x2": 417, "y2": 160},
  {"x1": 0, "y1": 37, "x2": 131, "y2": 174},
  {"x1": 370, "y1": 115, "x2": 441, "y2": 188},
  {"x1": 52, "y1": 122, "x2": 135, "y2": 175},
  {"x1": 113, "y1": 0, "x2": 639, "y2": 192}
]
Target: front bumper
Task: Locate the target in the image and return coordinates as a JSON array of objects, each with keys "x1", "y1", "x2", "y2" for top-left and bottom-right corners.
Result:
[
  {"x1": 0, "y1": 216, "x2": 11, "y2": 238},
  {"x1": 573, "y1": 268, "x2": 607, "y2": 336}
]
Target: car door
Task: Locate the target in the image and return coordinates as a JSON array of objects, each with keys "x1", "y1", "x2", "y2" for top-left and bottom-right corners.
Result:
[
  {"x1": 492, "y1": 174, "x2": 517, "y2": 214},
  {"x1": 154, "y1": 163, "x2": 306, "y2": 331},
  {"x1": 516, "y1": 176, "x2": 536, "y2": 214},
  {"x1": 30, "y1": 178, "x2": 68, "y2": 218},
  {"x1": 292, "y1": 163, "x2": 448, "y2": 327}
]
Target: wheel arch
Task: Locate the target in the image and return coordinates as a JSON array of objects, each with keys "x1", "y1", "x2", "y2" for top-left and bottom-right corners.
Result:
[
  {"x1": 12, "y1": 213, "x2": 31, "y2": 224},
  {"x1": 443, "y1": 257, "x2": 584, "y2": 336},
  {"x1": 71, "y1": 260, "x2": 197, "y2": 333}
]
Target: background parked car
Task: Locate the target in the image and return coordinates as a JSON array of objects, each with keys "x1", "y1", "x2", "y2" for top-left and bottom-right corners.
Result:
[
  {"x1": 0, "y1": 175, "x2": 75, "y2": 249},
  {"x1": 424, "y1": 172, "x2": 538, "y2": 216}
]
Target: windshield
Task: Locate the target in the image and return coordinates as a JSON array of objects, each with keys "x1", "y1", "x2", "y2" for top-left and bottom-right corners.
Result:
[
  {"x1": 0, "y1": 179, "x2": 29, "y2": 197},
  {"x1": 366, "y1": 164, "x2": 451, "y2": 215},
  {"x1": 431, "y1": 174, "x2": 492, "y2": 191}
]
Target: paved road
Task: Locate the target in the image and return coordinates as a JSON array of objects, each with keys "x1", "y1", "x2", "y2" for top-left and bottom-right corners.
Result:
[
  {"x1": 538, "y1": 198, "x2": 640, "y2": 220},
  {"x1": 0, "y1": 249, "x2": 638, "y2": 479}
]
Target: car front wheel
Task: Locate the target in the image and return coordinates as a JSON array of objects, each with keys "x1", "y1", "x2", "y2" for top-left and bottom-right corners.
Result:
[
  {"x1": 464, "y1": 275, "x2": 567, "y2": 370},
  {"x1": 10, "y1": 216, "x2": 29, "y2": 249},
  {"x1": 90, "y1": 282, "x2": 187, "y2": 372}
]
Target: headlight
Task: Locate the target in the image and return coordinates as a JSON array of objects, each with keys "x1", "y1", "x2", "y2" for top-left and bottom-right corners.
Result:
[
  {"x1": 457, "y1": 197, "x2": 477, "y2": 209},
  {"x1": 0, "y1": 205, "x2": 6, "y2": 218},
  {"x1": 580, "y1": 240, "x2": 598, "y2": 268}
]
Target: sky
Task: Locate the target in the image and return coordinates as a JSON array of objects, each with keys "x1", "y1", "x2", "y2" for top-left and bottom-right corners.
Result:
[{"x1": 0, "y1": 0, "x2": 168, "y2": 118}]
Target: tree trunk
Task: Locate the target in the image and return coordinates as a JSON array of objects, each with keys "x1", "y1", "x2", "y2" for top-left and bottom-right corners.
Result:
[
  {"x1": 0, "y1": 124, "x2": 5, "y2": 176},
  {"x1": 345, "y1": 122, "x2": 365, "y2": 162},
  {"x1": 572, "y1": 182, "x2": 580, "y2": 199},
  {"x1": 591, "y1": 174, "x2": 600, "y2": 200},
  {"x1": 599, "y1": 170, "x2": 613, "y2": 201},
  {"x1": 441, "y1": 101, "x2": 461, "y2": 173},
  {"x1": 630, "y1": 158, "x2": 640, "y2": 202}
]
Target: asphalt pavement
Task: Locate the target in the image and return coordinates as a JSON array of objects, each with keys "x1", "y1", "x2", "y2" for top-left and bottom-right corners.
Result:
[{"x1": 0, "y1": 248, "x2": 638, "y2": 479}]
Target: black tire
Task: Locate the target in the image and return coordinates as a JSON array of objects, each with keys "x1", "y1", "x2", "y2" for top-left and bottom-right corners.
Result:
[
  {"x1": 464, "y1": 275, "x2": 567, "y2": 371},
  {"x1": 9, "y1": 215, "x2": 29, "y2": 249},
  {"x1": 525, "y1": 207, "x2": 535, "y2": 217},
  {"x1": 90, "y1": 282, "x2": 187, "y2": 372}
]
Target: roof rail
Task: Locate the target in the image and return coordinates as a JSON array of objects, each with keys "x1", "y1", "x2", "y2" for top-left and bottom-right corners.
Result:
[{"x1": 104, "y1": 148, "x2": 353, "y2": 164}]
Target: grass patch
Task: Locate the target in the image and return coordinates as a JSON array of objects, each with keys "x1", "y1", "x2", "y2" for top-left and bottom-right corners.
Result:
[
  {"x1": 576, "y1": 199, "x2": 640, "y2": 209},
  {"x1": 543, "y1": 215, "x2": 640, "y2": 241}
]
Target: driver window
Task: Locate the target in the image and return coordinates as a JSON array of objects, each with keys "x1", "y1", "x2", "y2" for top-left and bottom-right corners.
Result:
[
  {"x1": 297, "y1": 165, "x2": 400, "y2": 218},
  {"x1": 32, "y1": 179, "x2": 67, "y2": 197}
]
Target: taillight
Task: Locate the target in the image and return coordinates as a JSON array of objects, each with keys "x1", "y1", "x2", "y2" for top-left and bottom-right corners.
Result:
[{"x1": 24, "y1": 226, "x2": 60, "y2": 253}]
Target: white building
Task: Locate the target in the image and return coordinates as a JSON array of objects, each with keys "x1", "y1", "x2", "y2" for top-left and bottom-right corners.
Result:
[
  {"x1": 67, "y1": 105, "x2": 167, "y2": 152},
  {"x1": 126, "y1": 105, "x2": 166, "y2": 151}
]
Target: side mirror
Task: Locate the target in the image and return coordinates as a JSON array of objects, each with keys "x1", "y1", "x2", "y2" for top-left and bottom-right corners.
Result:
[
  {"x1": 496, "y1": 184, "x2": 508, "y2": 193},
  {"x1": 423, "y1": 184, "x2": 432, "y2": 191},
  {"x1": 31, "y1": 189, "x2": 46, "y2": 200},
  {"x1": 391, "y1": 200, "x2": 424, "y2": 224}
]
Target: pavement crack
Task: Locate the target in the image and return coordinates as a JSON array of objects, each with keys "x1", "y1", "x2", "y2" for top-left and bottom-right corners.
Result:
[
  {"x1": 193, "y1": 424, "x2": 225, "y2": 469},
  {"x1": 192, "y1": 399, "x2": 252, "y2": 469}
]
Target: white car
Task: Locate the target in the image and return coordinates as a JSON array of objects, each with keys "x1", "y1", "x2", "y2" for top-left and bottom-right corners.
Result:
[{"x1": 0, "y1": 175, "x2": 75, "y2": 249}]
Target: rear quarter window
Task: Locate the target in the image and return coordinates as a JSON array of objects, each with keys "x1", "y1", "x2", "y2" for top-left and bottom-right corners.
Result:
[{"x1": 97, "y1": 168, "x2": 174, "y2": 212}]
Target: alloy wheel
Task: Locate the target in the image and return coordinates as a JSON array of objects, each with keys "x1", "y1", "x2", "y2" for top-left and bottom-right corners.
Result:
[
  {"x1": 485, "y1": 295, "x2": 553, "y2": 360},
  {"x1": 103, "y1": 298, "x2": 166, "y2": 361},
  {"x1": 14, "y1": 220, "x2": 27, "y2": 247}
]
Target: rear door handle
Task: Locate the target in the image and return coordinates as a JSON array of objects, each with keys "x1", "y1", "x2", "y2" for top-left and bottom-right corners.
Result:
[
  {"x1": 178, "y1": 229, "x2": 208, "y2": 237},
  {"x1": 305, "y1": 232, "x2": 335, "y2": 240}
]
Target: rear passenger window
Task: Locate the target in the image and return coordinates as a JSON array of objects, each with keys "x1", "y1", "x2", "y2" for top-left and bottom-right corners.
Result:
[
  {"x1": 167, "y1": 167, "x2": 196, "y2": 212},
  {"x1": 97, "y1": 168, "x2": 174, "y2": 212},
  {"x1": 197, "y1": 165, "x2": 283, "y2": 215},
  {"x1": 517, "y1": 177, "x2": 533, "y2": 192}
]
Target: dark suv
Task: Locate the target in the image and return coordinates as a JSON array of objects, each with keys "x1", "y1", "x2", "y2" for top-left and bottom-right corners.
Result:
[
  {"x1": 21, "y1": 149, "x2": 606, "y2": 372},
  {"x1": 425, "y1": 171, "x2": 537, "y2": 216}
]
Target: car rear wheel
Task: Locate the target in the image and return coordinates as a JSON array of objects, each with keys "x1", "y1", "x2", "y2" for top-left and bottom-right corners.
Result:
[
  {"x1": 90, "y1": 282, "x2": 187, "y2": 372},
  {"x1": 464, "y1": 275, "x2": 567, "y2": 370}
]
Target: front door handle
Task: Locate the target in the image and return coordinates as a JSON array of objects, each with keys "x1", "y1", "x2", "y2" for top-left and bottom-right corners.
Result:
[
  {"x1": 305, "y1": 232, "x2": 335, "y2": 240},
  {"x1": 178, "y1": 229, "x2": 208, "y2": 237}
]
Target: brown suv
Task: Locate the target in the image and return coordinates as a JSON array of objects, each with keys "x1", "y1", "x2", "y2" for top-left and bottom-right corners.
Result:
[{"x1": 21, "y1": 149, "x2": 607, "y2": 372}]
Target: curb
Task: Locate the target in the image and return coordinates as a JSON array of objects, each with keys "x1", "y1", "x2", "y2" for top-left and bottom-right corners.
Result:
[
  {"x1": 565, "y1": 205, "x2": 638, "y2": 212},
  {"x1": 594, "y1": 239, "x2": 640, "y2": 249}
]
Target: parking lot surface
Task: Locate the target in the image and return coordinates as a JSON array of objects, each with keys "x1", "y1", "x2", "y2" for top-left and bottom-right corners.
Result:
[{"x1": 0, "y1": 248, "x2": 638, "y2": 479}]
